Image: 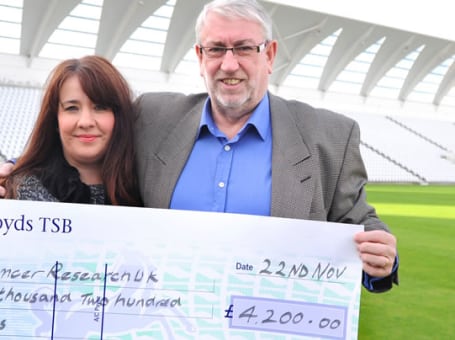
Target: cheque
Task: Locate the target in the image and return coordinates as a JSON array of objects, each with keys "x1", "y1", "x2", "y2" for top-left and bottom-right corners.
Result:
[{"x1": 0, "y1": 199, "x2": 363, "y2": 339}]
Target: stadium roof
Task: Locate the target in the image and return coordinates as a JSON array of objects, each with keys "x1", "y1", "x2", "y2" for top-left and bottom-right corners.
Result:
[{"x1": 1, "y1": 0, "x2": 455, "y2": 118}]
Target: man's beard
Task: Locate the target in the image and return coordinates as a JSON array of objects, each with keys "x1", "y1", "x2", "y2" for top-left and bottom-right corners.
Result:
[{"x1": 214, "y1": 89, "x2": 252, "y2": 115}]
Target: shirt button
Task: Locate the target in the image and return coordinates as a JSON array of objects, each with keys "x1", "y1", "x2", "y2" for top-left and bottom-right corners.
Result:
[
  {"x1": 218, "y1": 182, "x2": 225, "y2": 188},
  {"x1": 224, "y1": 145, "x2": 231, "y2": 151}
]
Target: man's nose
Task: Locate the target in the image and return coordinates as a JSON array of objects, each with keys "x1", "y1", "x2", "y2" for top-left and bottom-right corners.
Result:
[{"x1": 220, "y1": 50, "x2": 240, "y2": 71}]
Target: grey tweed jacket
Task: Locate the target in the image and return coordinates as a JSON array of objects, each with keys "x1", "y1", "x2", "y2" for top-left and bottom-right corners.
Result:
[{"x1": 134, "y1": 91, "x2": 388, "y2": 232}]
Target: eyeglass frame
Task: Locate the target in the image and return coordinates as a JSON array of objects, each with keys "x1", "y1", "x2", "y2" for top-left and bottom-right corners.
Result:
[{"x1": 198, "y1": 41, "x2": 269, "y2": 58}]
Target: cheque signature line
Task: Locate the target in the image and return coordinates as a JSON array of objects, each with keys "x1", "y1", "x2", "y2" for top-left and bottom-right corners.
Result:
[
  {"x1": 0, "y1": 306, "x2": 213, "y2": 319},
  {"x1": 0, "y1": 280, "x2": 217, "y2": 294}
]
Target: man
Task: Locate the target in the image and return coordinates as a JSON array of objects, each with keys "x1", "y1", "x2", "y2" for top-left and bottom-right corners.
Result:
[
  {"x1": 1, "y1": 0, "x2": 398, "y2": 292},
  {"x1": 133, "y1": 0, "x2": 398, "y2": 292}
]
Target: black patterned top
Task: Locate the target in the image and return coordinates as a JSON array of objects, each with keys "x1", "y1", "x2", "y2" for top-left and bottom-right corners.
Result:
[{"x1": 16, "y1": 175, "x2": 106, "y2": 204}]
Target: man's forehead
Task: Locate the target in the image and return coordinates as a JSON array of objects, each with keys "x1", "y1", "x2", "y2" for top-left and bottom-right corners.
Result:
[{"x1": 202, "y1": 37, "x2": 258, "y2": 46}]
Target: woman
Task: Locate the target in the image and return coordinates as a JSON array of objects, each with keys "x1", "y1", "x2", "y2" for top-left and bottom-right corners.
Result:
[{"x1": 0, "y1": 56, "x2": 142, "y2": 206}]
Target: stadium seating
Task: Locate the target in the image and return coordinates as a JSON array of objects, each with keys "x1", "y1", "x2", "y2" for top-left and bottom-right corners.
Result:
[
  {"x1": 0, "y1": 86, "x2": 41, "y2": 160},
  {"x1": 345, "y1": 111, "x2": 455, "y2": 183}
]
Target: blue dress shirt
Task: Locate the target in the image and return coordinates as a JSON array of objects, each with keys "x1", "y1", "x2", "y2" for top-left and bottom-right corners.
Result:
[{"x1": 171, "y1": 94, "x2": 272, "y2": 215}]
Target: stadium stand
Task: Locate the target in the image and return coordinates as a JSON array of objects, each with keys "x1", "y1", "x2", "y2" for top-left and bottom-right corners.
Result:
[
  {"x1": 0, "y1": 85, "x2": 454, "y2": 184},
  {"x1": 385, "y1": 115, "x2": 455, "y2": 153},
  {"x1": 345, "y1": 111, "x2": 455, "y2": 183},
  {"x1": 360, "y1": 142, "x2": 425, "y2": 183},
  {"x1": 0, "y1": 85, "x2": 42, "y2": 160}
]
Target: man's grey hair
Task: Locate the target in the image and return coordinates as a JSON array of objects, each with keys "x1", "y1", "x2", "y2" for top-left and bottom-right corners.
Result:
[{"x1": 195, "y1": 0, "x2": 273, "y2": 44}]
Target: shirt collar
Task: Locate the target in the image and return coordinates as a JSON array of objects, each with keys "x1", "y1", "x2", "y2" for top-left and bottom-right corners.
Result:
[{"x1": 198, "y1": 93, "x2": 270, "y2": 141}]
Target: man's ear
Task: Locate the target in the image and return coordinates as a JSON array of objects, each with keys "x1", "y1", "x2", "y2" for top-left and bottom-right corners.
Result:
[{"x1": 266, "y1": 40, "x2": 278, "y2": 74}]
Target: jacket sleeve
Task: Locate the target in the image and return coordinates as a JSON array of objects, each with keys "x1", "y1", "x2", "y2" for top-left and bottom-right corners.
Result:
[{"x1": 324, "y1": 118, "x2": 399, "y2": 292}]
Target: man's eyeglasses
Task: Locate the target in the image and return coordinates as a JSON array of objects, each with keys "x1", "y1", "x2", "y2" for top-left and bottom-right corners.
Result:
[{"x1": 199, "y1": 42, "x2": 268, "y2": 58}]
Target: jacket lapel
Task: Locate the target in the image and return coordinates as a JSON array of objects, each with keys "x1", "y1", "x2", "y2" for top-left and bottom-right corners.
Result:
[
  {"x1": 154, "y1": 102, "x2": 203, "y2": 208},
  {"x1": 269, "y1": 94, "x2": 315, "y2": 219}
]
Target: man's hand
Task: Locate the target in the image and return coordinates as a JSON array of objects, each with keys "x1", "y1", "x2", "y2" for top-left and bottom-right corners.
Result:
[
  {"x1": 0, "y1": 162, "x2": 14, "y2": 198},
  {"x1": 354, "y1": 230, "x2": 397, "y2": 278}
]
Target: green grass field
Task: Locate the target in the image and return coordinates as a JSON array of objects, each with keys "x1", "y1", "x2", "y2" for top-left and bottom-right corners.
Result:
[{"x1": 358, "y1": 184, "x2": 455, "y2": 339}]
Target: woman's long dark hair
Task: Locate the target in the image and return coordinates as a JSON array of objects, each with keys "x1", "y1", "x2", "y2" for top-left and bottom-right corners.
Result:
[{"x1": 1, "y1": 55, "x2": 142, "y2": 206}]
